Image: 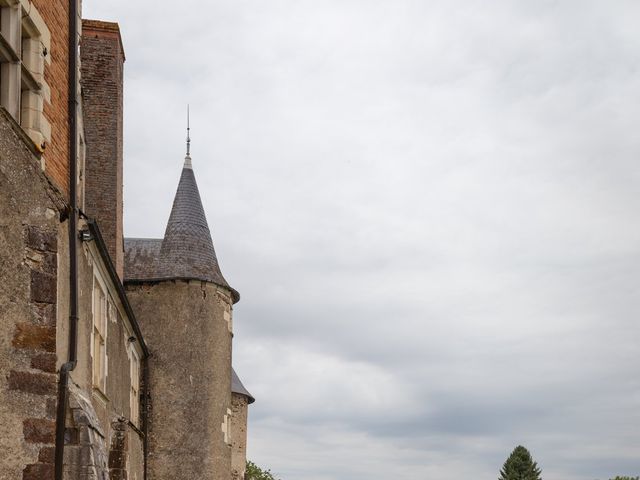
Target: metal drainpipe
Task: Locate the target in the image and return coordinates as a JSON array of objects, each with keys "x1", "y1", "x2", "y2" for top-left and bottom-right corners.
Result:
[
  {"x1": 142, "y1": 357, "x2": 150, "y2": 480},
  {"x1": 54, "y1": 0, "x2": 78, "y2": 478}
]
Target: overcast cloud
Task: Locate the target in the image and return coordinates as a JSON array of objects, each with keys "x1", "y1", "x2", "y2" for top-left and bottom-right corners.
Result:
[{"x1": 84, "y1": 1, "x2": 640, "y2": 479}]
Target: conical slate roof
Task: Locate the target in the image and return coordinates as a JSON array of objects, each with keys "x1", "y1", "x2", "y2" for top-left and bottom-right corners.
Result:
[
  {"x1": 232, "y1": 368, "x2": 255, "y2": 404},
  {"x1": 127, "y1": 155, "x2": 239, "y2": 300},
  {"x1": 124, "y1": 154, "x2": 239, "y2": 303}
]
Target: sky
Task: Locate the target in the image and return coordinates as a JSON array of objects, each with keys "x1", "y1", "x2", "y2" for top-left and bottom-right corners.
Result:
[{"x1": 83, "y1": 1, "x2": 640, "y2": 479}]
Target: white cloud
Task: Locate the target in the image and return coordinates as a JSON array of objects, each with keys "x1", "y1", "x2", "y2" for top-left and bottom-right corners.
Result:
[{"x1": 84, "y1": 0, "x2": 640, "y2": 478}]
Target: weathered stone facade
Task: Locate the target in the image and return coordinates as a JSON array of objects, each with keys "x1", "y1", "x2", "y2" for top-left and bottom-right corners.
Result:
[
  {"x1": 230, "y1": 369, "x2": 254, "y2": 480},
  {"x1": 123, "y1": 138, "x2": 251, "y2": 479},
  {"x1": 0, "y1": 107, "x2": 66, "y2": 480},
  {"x1": 125, "y1": 280, "x2": 234, "y2": 480},
  {"x1": 231, "y1": 393, "x2": 249, "y2": 480},
  {"x1": 0, "y1": 105, "x2": 147, "y2": 480},
  {"x1": 63, "y1": 220, "x2": 146, "y2": 480}
]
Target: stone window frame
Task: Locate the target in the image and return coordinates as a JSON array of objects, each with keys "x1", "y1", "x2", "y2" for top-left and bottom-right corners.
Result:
[
  {"x1": 91, "y1": 273, "x2": 109, "y2": 397},
  {"x1": 128, "y1": 343, "x2": 141, "y2": 426},
  {"x1": 87, "y1": 237, "x2": 145, "y2": 422},
  {"x1": 0, "y1": 0, "x2": 51, "y2": 151},
  {"x1": 222, "y1": 408, "x2": 232, "y2": 446}
]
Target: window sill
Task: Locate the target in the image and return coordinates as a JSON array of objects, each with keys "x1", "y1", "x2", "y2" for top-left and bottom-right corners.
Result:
[{"x1": 91, "y1": 386, "x2": 109, "y2": 405}]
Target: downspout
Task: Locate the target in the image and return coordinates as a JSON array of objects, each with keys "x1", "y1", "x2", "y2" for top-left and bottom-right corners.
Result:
[
  {"x1": 142, "y1": 356, "x2": 150, "y2": 480},
  {"x1": 54, "y1": 0, "x2": 78, "y2": 478}
]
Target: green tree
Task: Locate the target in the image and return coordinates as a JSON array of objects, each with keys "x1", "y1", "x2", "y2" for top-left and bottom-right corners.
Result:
[
  {"x1": 499, "y1": 445, "x2": 542, "y2": 480},
  {"x1": 246, "y1": 460, "x2": 279, "y2": 480}
]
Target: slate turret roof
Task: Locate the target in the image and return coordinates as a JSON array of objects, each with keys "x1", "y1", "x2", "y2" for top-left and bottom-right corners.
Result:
[
  {"x1": 232, "y1": 368, "x2": 255, "y2": 404},
  {"x1": 124, "y1": 156, "x2": 239, "y2": 303}
]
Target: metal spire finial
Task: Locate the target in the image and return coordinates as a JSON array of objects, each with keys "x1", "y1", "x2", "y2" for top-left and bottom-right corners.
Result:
[
  {"x1": 186, "y1": 105, "x2": 191, "y2": 156},
  {"x1": 184, "y1": 105, "x2": 192, "y2": 168}
]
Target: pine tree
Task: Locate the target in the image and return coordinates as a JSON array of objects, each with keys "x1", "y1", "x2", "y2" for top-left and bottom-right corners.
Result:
[
  {"x1": 498, "y1": 445, "x2": 542, "y2": 480},
  {"x1": 246, "y1": 461, "x2": 280, "y2": 480}
]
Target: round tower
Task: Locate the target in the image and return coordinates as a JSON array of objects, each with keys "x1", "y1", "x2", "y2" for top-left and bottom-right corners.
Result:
[
  {"x1": 124, "y1": 139, "x2": 238, "y2": 480},
  {"x1": 230, "y1": 369, "x2": 255, "y2": 480}
]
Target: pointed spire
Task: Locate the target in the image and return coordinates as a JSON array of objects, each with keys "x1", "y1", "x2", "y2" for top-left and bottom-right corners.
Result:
[
  {"x1": 184, "y1": 105, "x2": 192, "y2": 169},
  {"x1": 155, "y1": 126, "x2": 239, "y2": 302}
]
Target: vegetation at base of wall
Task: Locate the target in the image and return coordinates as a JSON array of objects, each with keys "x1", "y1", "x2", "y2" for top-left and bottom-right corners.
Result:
[
  {"x1": 499, "y1": 445, "x2": 542, "y2": 480},
  {"x1": 608, "y1": 477, "x2": 639, "y2": 480},
  {"x1": 246, "y1": 460, "x2": 280, "y2": 480}
]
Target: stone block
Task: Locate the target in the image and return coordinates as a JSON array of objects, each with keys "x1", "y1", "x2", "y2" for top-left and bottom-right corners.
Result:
[
  {"x1": 8, "y1": 370, "x2": 56, "y2": 395},
  {"x1": 108, "y1": 449, "x2": 126, "y2": 468},
  {"x1": 64, "y1": 427, "x2": 79, "y2": 445},
  {"x1": 38, "y1": 446, "x2": 55, "y2": 463},
  {"x1": 80, "y1": 444, "x2": 96, "y2": 466},
  {"x1": 30, "y1": 270, "x2": 57, "y2": 304},
  {"x1": 23, "y1": 463, "x2": 54, "y2": 480},
  {"x1": 26, "y1": 226, "x2": 57, "y2": 252},
  {"x1": 46, "y1": 397, "x2": 57, "y2": 419},
  {"x1": 13, "y1": 322, "x2": 56, "y2": 352},
  {"x1": 23, "y1": 417, "x2": 55, "y2": 443},
  {"x1": 25, "y1": 250, "x2": 57, "y2": 275},
  {"x1": 31, "y1": 302, "x2": 56, "y2": 326},
  {"x1": 39, "y1": 251, "x2": 57, "y2": 275},
  {"x1": 109, "y1": 468, "x2": 127, "y2": 480},
  {"x1": 31, "y1": 352, "x2": 57, "y2": 372}
]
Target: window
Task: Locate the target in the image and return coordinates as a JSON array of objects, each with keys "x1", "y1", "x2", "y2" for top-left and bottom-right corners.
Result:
[
  {"x1": 0, "y1": 0, "x2": 51, "y2": 150},
  {"x1": 129, "y1": 347, "x2": 140, "y2": 425},
  {"x1": 91, "y1": 278, "x2": 108, "y2": 394}
]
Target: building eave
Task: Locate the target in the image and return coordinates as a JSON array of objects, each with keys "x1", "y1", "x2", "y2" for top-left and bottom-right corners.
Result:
[{"x1": 123, "y1": 276, "x2": 240, "y2": 304}]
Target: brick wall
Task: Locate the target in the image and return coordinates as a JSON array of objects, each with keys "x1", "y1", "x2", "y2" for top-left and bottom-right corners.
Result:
[
  {"x1": 32, "y1": 0, "x2": 70, "y2": 197},
  {"x1": 80, "y1": 20, "x2": 125, "y2": 278}
]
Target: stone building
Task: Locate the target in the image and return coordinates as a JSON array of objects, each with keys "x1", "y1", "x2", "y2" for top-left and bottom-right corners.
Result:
[
  {"x1": 123, "y1": 133, "x2": 253, "y2": 480},
  {"x1": 0, "y1": 1, "x2": 254, "y2": 479},
  {"x1": 231, "y1": 369, "x2": 255, "y2": 480}
]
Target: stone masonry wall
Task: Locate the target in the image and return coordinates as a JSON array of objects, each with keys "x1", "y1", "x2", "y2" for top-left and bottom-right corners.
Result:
[
  {"x1": 80, "y1": 20, "x2": 125, "y2": 278},
  {"x1": 60, "y1": 224, "x2": 145, "y2": 480},
  {"x1": 0, "y1": 109, "x2": 66, "y2": 480},
  {"x1": 31, "y1": 0, "x2": 70, "y2": 196},
  {"x1": 230, "y1": 394, "x2": 249, "y2": 480},
  {"x1": 125, "y1": 280, "x2": 234, "y2": 480}
]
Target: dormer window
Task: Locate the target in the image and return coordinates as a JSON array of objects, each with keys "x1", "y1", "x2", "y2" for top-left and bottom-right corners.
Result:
[{"x1": 0, "y1": 0, "x2": 51, "y2": 151}]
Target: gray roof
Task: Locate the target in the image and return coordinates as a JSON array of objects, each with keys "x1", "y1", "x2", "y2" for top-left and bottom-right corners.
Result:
[
  {"x1": 232, "y1": 368, "x2": 255, "y2": 404},
  {"x1": 124, "y1": 158, "x2": 239, "y2": 302},
  {"x1": 124, "y1": 238, "x2": 162, "y2": 280}
]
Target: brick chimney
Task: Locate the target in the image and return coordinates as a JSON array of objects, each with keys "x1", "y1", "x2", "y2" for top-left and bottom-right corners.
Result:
[{"x1": 80, "y1": 20, "x2": 125, "y2": 278}]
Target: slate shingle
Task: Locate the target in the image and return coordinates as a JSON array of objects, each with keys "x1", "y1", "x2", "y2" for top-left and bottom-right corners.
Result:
[
  {"x1": 124, "y1": 159, "x2": 239, "y2": 302},
  {"x1": 231, "y1": 368, "x2": 255, "y2": 404}
]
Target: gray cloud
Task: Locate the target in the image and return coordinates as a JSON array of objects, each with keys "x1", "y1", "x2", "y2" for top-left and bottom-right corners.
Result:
[{"x1": 85, "y1": 1, "x2": 640, "y2": 479}]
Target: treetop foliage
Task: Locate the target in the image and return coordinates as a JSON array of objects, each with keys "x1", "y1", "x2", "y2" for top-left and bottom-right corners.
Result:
[
  {"x1": 246, "y1": 460, "x2": 280, "y2": 480},
  {"x1": 499, "y1": 445, "x2": 542, "y2": 480}
]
